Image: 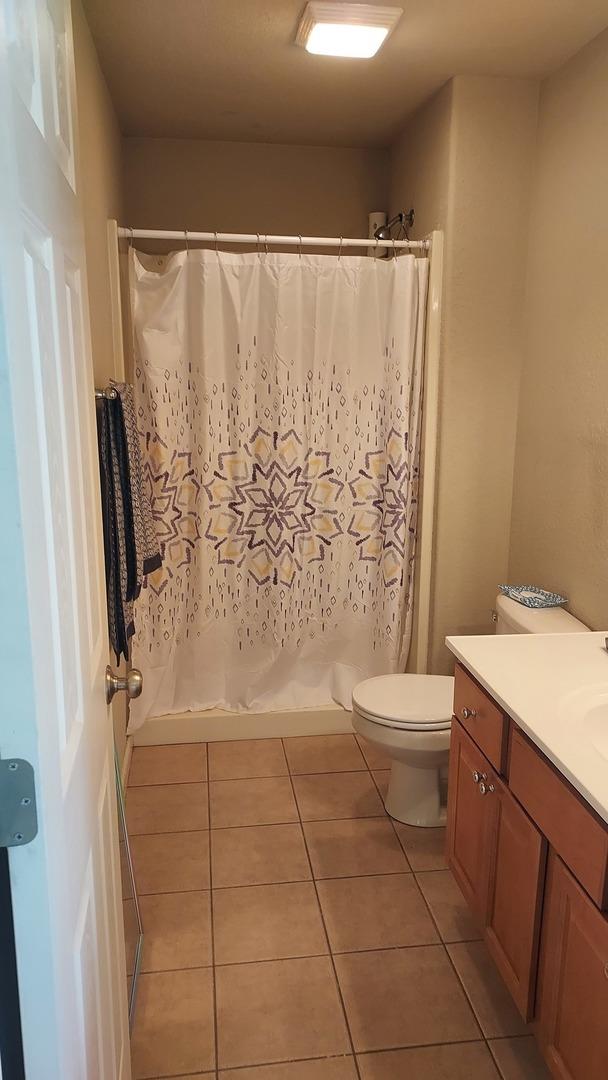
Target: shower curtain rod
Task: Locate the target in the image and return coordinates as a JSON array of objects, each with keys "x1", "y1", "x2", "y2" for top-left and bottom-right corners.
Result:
[{"x1": 117, "y1": 227, "x2": 429, "y2": 251}]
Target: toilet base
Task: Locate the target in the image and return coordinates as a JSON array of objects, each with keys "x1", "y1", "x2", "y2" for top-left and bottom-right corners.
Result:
[{"x1": 385, "y1": 759, "x2": 446, "y2": 828}]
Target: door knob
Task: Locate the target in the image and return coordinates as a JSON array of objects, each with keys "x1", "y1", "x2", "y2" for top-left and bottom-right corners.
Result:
[{"x1": 105, "y1": 665, "x2": 143, "y2": 705}]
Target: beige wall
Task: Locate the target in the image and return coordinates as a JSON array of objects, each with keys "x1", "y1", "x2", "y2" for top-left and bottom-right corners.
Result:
[
  {"x1": 509, "y1": 30, "x2": 608, "y2": 628},
  {"x1": 73, "y1": 0, "x2": 123, "y2": 384},
  {"x1": 391, "y1": 76, "x2": 539, "y2": 673},
  {"x1": 122, "y1": 137, "x2": 388, "y2": 244},
  {"x1": 72, "y1": 0, "x2": 128, "y2": 758}
]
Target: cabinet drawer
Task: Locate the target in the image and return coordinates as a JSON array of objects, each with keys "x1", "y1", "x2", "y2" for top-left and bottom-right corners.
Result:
[
  {"x1": 509, "y1": 727, "x2": 608, "y2": 909},
  {"x1": 453, "y1": 664, "x2": 508, "y2": 773}
]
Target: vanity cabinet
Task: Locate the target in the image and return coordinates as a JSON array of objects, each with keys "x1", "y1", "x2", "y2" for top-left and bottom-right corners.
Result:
[
  {"x1": 448, "y1": 663, "x2": 608, "y2": 1079},
  {"x1": 536, "y1": 852, "x2": 608, "y2": 1080},
  {"x1": 448, "y1": 719, "x2": 546, "y2": 1018}
]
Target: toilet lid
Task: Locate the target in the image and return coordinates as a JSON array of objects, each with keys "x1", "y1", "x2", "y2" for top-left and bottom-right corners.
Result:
[{"x1": 352, "y1": 674, "x2": 455, "y2": 731}]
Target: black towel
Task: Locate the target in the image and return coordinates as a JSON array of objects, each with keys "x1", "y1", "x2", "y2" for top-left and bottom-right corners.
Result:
[{"x1": 96, "y1": 388, "x2": 160, "y2": 662}]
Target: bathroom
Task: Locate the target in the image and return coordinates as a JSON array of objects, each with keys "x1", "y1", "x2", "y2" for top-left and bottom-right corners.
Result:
[{"x1": 1, "y1": 2, "x2": 607, "y2": 1079}]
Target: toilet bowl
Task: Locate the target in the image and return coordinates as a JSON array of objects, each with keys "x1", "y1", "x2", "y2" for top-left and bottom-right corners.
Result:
[
  {"x1": 352, "y1": 674, "x2": 454, "y2": 827},
  {"x1": 353, "y1": 591, "x2": 590, "y2": 829}
]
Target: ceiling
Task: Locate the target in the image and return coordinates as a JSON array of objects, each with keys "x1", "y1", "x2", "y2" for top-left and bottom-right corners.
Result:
[{"x1": 82, "y1": 0, "x2": 608, "y2": 147}]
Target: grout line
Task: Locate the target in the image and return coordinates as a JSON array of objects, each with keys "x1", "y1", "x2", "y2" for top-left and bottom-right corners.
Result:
[
  {"x1": 281, "y1": 738, "x2": 364, "y2": 1080},
  {"x1": 137, "y1": 940, "x2": 462, "y2": 977},
  {"x1": 149, "y1": 1036, "x2": 496, "y2": 1078},
  {"x1": 205, "y1": 762, "x2": 220, "y2": 1080}
]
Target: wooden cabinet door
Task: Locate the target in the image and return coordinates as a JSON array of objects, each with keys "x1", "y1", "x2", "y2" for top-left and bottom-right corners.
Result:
[
  {"x1": 536, "y1": 852, "x2": 608, "y2": 1080},
  {"x1": 447, "y1": 720, "x2": 494, "y2": 920},
  {"x1": 484, "y1": 774, "x2": 547, "y2": 1020}
]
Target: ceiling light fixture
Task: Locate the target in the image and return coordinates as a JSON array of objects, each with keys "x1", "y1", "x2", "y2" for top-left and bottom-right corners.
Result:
[{"x1": 296, "y1": 3, "x2": 403, "y2": 59}]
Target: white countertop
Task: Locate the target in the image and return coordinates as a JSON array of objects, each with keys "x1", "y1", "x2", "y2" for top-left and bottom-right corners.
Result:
[{"x1": 445, "y1": 631, "x2": 608, "y2": 825}]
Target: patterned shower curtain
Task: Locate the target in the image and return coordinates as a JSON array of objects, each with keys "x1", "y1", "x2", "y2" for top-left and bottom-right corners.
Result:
[{"x1": 128, "y1": 246, "x2": 428, "y2": 729}]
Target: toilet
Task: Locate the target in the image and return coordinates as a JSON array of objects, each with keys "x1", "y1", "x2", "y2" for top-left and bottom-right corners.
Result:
[{"x1": 352, "y1": 591, "x2": 589, "y2": 828}]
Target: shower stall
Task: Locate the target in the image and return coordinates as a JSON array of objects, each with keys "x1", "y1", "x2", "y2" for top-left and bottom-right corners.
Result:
[{"x1": 106, "y1": 224, "x2": 443, "y2": 747}]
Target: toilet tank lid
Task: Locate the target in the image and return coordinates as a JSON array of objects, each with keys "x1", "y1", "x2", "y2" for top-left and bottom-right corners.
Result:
[{"x1": 495, "y1": 593, "x2": 589, "y2": 634}]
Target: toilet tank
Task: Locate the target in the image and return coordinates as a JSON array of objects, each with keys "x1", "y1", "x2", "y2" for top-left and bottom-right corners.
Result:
[{"x1": 494, "y1": 593, "x2": 589, "y2": 634}]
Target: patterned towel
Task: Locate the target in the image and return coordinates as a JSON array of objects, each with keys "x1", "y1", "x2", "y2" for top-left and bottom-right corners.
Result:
[{"x1": 96, "y1": 385, "x2": 161, "y2": 662}]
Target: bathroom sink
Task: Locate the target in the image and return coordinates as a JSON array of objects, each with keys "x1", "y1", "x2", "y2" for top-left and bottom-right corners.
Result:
[{"x1": 558, "y1": 685, "x2": 608, "y2": 763}]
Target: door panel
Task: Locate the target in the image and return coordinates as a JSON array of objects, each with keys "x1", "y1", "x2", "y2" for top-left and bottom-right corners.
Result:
[
  {"x1": 484, "y1": 775, "x2": 546, "y2": 1019},
  {"x1": 0, "y1": 0, "x2": 130, "y2": 1076},
  {"x1": 536, "y1": 853, "x2": 608, "y2": 1080},
  {"x1": 447, "y1": 719, "x2": 494, "y2": 921}
]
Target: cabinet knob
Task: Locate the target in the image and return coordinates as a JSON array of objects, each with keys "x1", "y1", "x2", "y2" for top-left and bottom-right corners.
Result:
[
  {"x1": 472, "y1": 770, "x2": 487, "y2": 784},
  {"x1": 461, "y1": 707, "x2": 477, "y2": 720},
  {"x1": 604, "y1": 962, "x2": 608, "y2": 980},
  {"x1": 479, "y1": 781, "x2": 495, "y2": 796}
]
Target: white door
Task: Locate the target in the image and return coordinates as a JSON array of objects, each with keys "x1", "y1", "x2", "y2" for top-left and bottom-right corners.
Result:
[{"x1": 0, "y1": 2, "x2": 130, "y2": 1078}]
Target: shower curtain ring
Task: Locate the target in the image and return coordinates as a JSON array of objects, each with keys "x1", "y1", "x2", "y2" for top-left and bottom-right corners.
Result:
[
  {"x1": 392, "y1": 236, "x2": 397, "y2": 260},
  {"x1": 257, "y1": 232, "x2": 261, "y2": 260},
  {"x1": 129, "y1": 226, "x2": 134, "y2": 249},
  {"x1": 338, "y1": 236, "x2": 343, "y2": 260},
  {"x1": 184, "y1": 228, "x2": 189, "y2": 252},
  {"x1": 214, "y1": 231, "x2": 219, "y2": 253},
  {"x1": 264, "y1": 234, "x2": 269, "y2": 255},
  {"x1": 298, "y1": 234, "x2": 302, "y2": 259}
]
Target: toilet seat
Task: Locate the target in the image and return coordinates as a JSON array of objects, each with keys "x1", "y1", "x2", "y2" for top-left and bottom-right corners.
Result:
[{"x1": 352, "y1": 674, "x2": 454, "y2": 732}]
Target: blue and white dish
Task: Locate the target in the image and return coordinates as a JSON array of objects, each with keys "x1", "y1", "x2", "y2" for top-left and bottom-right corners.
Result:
[{"x1": 498, "y1": 584, "x2": 567, "y2": 609}]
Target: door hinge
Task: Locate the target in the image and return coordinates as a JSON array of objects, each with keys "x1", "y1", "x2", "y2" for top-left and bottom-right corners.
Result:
[{"x1": 0, "y1": 759, "x2": 38, "y2": 847}]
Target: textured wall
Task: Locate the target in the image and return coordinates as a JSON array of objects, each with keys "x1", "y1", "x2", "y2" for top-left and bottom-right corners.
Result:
[
  {"x1": 122, "y1": 137, "x2": 388, "y2": 249},
  {"x1": 509, "y1": 30, "x2": 608, "y2": 627},
  {"x1": 72, "y1": 0, "x2": 128, "y2": 758},
  {"x1": 391, "y1": 76, "x2": 539, "y2": 672}
]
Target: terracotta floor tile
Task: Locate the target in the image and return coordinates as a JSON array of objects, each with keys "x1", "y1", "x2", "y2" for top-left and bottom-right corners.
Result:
[
  {"x1": 447, "y1": 941, "x2": 530, "y2": 1038},
  {"x1": 219, "y1": 1059, "x2": 358, "y2": 1080},
  {"x1": 293, "y1": 771, "x2": 384, "y2": 821},
  {"x1": 129, "y1": 743, "x2": 207, "y2": 786},
  {"x1": 209, "y1": 738, "x2": 287, "y2": 780},
  {"x1": 126, "y1": 782, "x2": 208, "y2": 834},
  {"x1": 131, "y1": 968, "x2": 215, "y2": 1078},
  {"x1": 393, "y1": 822, "x2": 447, "y2": 871},
  {"x1": 210, "y1": 777, "x2": 298, "y2": 828},
  {"x1": 304, "y1": 817, "x2": 409, "y2": 879},
  {"x1": 284, "y1": 734, "x2": 366, "y2": 774},
  {"x1": 211, "y1": 823, "x2": 311, "y2": 888},
  {"x1": 335, "y1": 945, "x2": 479, "y2": 1051},
  {"x1": 213, "y1": 882, "x2": 327, "y2": 964},
  {"x1": 416, "y1": 869, "x2": 482, "y2": 942},
  {"x1": 356, "y1": 735, "x2": 393, "y2": 771},
  {"x1": 357, "y1": 1042, "x2": 500, "y2": 1079},
  {"x1": 372, "y1": 770, "x2": 390, "y2": 802},
  {"x1": 140, "y1": 891, "x2": 211, "y2": 971},
  {"x1": 216, "y1": 956, "x2": 350, "y2": 1068},
  {"x1": 131, "y1": 831, "x2": 210, "y2": 894},
  {"x1": 317, "y1": 873, "x2": 438, "y2": 952},
  {"x1": 488, "y1": 1036, "x2": 551, "y2": 1079}
]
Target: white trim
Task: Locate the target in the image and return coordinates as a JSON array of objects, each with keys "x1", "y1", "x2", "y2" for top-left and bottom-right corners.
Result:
[
  {"x1": 132, "y1": 706, "x2": 352, "y2": 746},
  {"x1": 414, "y1": 230, "x2": 444, "y2": 674},
  {"x1": 107, "y1": 219, "x2": 125, "y2": 379}
]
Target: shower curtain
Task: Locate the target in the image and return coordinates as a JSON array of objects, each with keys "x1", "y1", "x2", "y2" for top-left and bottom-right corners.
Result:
[{"x1": 128, "y1": 246, "x2": 428, "y2": 728}]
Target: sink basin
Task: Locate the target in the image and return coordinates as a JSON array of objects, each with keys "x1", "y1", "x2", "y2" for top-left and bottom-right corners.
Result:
[{"x1": 558, "y1": 684, "x2": 608, "y2": 762}]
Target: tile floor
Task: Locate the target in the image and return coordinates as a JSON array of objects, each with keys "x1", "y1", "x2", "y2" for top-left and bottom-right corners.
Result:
[{"x1": 125, "y1": 733, "x2": 550, "y2": 1080}]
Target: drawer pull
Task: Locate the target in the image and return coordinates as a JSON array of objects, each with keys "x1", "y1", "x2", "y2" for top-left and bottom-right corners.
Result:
[
  {"x1": 472, "y1": 770, "x2": 487, "y2": 784},
  {"x1": 604, "y1": 962, "x2": 608, "y2": 980},
  {"x1": 461, "y1": 706, "x2": 477, "y2": 720}
]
